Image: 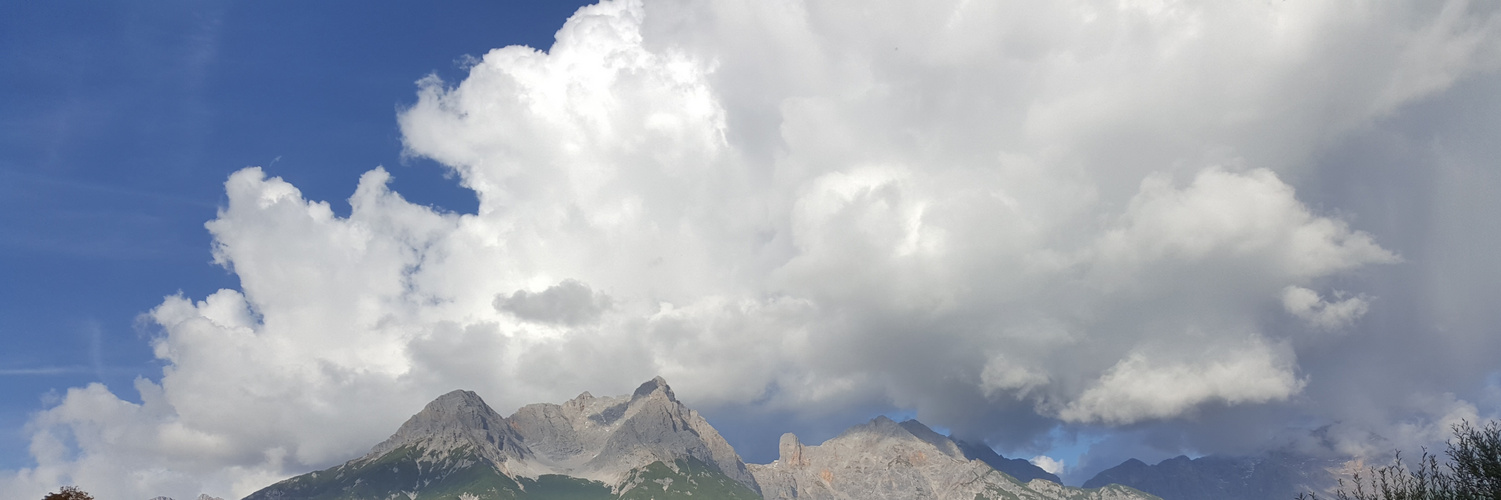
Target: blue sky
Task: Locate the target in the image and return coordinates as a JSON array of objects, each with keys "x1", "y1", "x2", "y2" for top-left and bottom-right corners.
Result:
[
  {"x1": 1, "y1": 0, "x2": 591, "y2": 469},
  {"x1": 4, "y1": 2, "x2": 1501, "y2": 499}
]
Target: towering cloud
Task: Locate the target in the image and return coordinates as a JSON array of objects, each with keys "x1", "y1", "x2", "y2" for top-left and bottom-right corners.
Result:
[{"x1": 6, "y1": 0, "x2": 1500, "y2": 498}]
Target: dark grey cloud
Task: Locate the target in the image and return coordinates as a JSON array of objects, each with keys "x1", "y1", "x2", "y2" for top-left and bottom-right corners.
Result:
[{"x1": 494, "y1": 279, "x2": 613, "y2": 326}]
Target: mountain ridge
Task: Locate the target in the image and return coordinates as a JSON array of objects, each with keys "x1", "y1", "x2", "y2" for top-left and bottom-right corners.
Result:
[
  {"x1": 1083, "y1": 451, "x2": 1347, "y2": 500},
  {"x1": 749, "y1": 415, "x2": 1153, "y2": 500},
  {"x1": 243, "y1": 378, "x2": 1159, "y2": 500},
  {"x1": 953, "y1": 437, "x2": 1062, "y2": 484}
]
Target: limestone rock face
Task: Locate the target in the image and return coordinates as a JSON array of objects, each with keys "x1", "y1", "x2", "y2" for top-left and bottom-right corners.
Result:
[
  {"x1": 506, "y1": 376, "x2": 758, "y2": 490},
  {"x1": 243, "y1": 377, "x2": 761, "y2": 500},
  {"x1": 748, "y1": 416, "x2": 1159, "y2": 500},
  {"x1": 779, "y1": 433, "x2": 805, "y2": 466},
  {"x1": 243, "y1": 378, "x2": 1163, "y2": 500},
  {"x1": 364, "y1": 389, "x2": 531, "y2": 472}
]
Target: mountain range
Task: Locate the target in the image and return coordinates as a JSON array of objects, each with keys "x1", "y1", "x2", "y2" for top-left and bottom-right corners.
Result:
[
  {"x1": 242, "y1": 377, "x2": 1160, "y2": 500},
  {"x1": 1083, "y1": 452, "x2": 1346, "y2": 500}
]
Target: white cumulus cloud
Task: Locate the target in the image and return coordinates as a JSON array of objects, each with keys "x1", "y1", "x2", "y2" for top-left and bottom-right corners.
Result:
[
  {"x1": 1282, "y1": 286, "x2": 1372, "y2": 331},
  {"x1": 6, "y1": 0, "x2": 1501, "y2": 498},
  {"x1": 1031, "y1": 455, "x2": 1067, "y2": 476},
  {"x1": 1059, "y1": 337, "x2": 1306, "y2": 425}
]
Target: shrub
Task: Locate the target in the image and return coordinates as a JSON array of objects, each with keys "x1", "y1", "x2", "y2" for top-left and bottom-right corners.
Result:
[
  {"x1": 42, "y1": 485, "x2": 95, "y2": 500},
  {"x1": 1299, "y1": 420, "x2": 1501, "y2": 500}
]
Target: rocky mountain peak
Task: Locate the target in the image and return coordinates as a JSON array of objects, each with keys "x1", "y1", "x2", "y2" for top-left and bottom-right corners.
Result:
[
  {"x1": 425, "y1": 377, "x2": 758, "y2": 491},
  {"x1": 246, "y1": 384, "x2": 1160, "y2": 500},
  {"x1": 426, "y1": 389, "x2": 489, "y2": 413},
  {"x1": 364, "y1": 388, "x2": 525, "y2": 462},
  {"x1": 404, "y1": 389, "x2": 500, "y2": 435},
  {"x1": 835, "y1": 416, "x2": 946, "y2": 448},
  {"x1": 841, "y1": 415, "x2": 900, "y2": 437},
  {"x1": 572, "y1": 377, "x2": 755, "y2": 490},
  {"x1": 631, "y1": 376, "x2": 675, "y2": 401}
]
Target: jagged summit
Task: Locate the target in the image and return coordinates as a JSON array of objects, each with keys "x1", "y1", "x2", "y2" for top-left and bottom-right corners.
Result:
[
  {"x1": 631, "y1": 375, "x2": 675, "y2": 401},
  {"x1": 430, "y1": 388, "x2": 486, "y2": 407},
  {"x1": 833, "y1": 415, "x2": 902, "y2": 439},
  {"x1": 507, "y1": 375, "x2": 754, "y2": 489},
  {"x1": 824, "y1": 416, "x2": 965, "y2": 458},
  {"x1": 247, "y1": 377, "x2": 764, "y2": 500}
]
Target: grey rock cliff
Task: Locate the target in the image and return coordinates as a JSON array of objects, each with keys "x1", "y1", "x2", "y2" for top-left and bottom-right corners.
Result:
[
  {"x1": 243, "y1": 377, "x2": 762, "y2": 500},
  {"x1": 244, "y1": 379, "x2": 1166, "y2": 500},
  {"x1": 748, "y1": 416, "x2": 1158, "y2": 500},
  {"x1": 362, "y1": 389, "x2": 531, "y2": 473},
  {"x1": 506, "y1": 376, "x2": 759, "y2": 492}
]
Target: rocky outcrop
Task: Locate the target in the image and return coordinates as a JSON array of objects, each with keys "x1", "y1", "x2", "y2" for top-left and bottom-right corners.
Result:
[
  {"x1": 748, "y1": 416, "x2": 1158, "y2": 500},
  {"x1": 778, "y1": 433, "x2": 806, "y2": 467}
]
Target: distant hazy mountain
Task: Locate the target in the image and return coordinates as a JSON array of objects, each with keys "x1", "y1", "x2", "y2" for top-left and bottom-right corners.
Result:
[
  {"x1": 749, "y1": 417, "x2": 1154, "y2": 500},
  {"x1": 1084, "y1": 452, "x2": 1344, "y2": 500},
  {"x1": 242, "y1": 378, "x2": 1158, "y2": 500},
  {"x1": 953, "y1": 438, "x2": 1062, "y2": 484}
]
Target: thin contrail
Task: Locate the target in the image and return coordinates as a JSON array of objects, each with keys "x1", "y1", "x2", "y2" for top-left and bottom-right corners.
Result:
[{"x1": 0, "y1": 366, "x2": 90, "y2": 376}]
